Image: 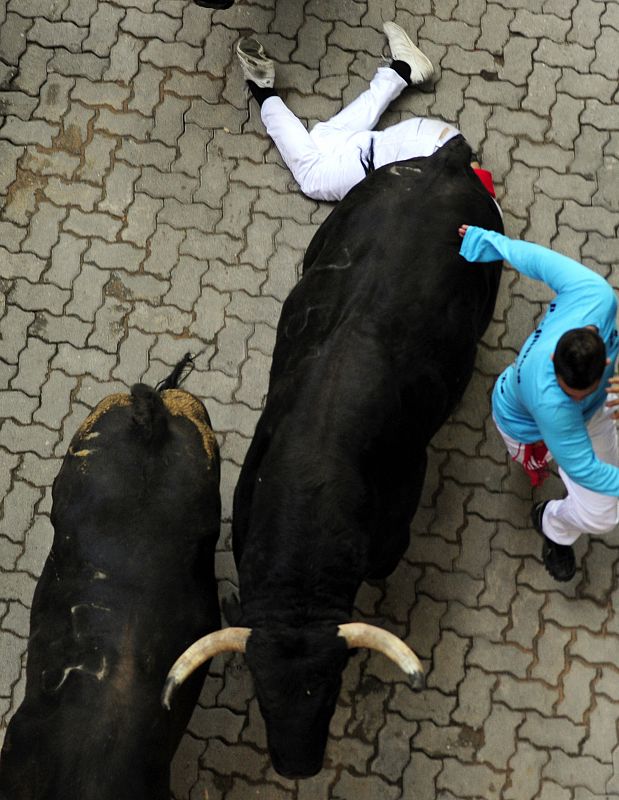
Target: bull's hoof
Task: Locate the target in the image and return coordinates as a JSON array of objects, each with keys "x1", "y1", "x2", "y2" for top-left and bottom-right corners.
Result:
[{"x1": 193, "y1": 0, "x2": 235, "y2": 8}]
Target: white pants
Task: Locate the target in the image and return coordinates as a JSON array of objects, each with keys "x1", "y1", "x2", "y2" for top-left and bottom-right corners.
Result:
[
  {"x1": 260, "y1": 67, "x2": 461, "y2": 202},
  {"x1": 495, "y1": 407, "x2": 619, "y2": 546}
]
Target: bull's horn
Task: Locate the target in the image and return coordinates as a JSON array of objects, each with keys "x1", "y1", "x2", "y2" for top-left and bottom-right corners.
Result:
[
  {"x1": 161, "y1": 627, "x2": 251, "y2": 710},
  {"x1": 338, "y1": 622, "x2": 424, "y2": 688}
]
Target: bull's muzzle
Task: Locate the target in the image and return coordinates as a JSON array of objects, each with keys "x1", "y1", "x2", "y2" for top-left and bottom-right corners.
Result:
[{"x1": 193, "y1": 0, "x2": 235, "y2": 8}]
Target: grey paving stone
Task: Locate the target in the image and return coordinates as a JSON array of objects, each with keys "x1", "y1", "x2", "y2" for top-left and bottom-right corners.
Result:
[
  {"x1": 117, "y1": 139, "x2": 175, "y2": 170},
  {"x1": 478, "y1": 703, "x2": 523, "y2": 769},
  {"x1": 82, "y1": 2, "x2": 124, "y2": 57},
  {"x1": 451, "y1": 666, "x2": 495, "y2": 727},
  {"x1": 64, "y1": 262, "x2": 108, "y2": 322},
  {"x1": 437, "y1": 759, "x2": 501, "y2": 800},
  {"x1": 544, "y1": 751, "x2": 612, "y2": 795},
  {"x1": 128, "y1": 301, "x2": 191, "y2": 336},
  {"x1": 0, "y1": 141, "x2": 24, "y2": 195},
  {"x1": 165, "y1": 71, "x2": 223, "y2": 104},
  {"x1": 21, "y1": 202, "x2": 66, "y2": 259},
  {"x1": 0, "y1": 90, "x2": 37, "y2": 121},
  {"x1": 112, "y1": 329, "x2": 155, "y2": 385},
  {"x1": 520, "y1": 710, "x2": 585, "y2": 754},
  {"x1": 0, "y1": 221, "x2": 28, "y2": 254},
  {"x1": 158, "y1": 199, "x2": 219, "y2": 234},
  {"x1": 9, "y1": 278, "x2": 69, "y2": 316},
  {"x1": 495, "y1": 674, "x2": 557, "y2": 715},
  {"x1": 235, "y1": 348, "x2": 271, "y2": 409},
  {"x1": 560, "y1": 200, "x2": 617, "y2": 237},
  {"x1": 21, "y1": 148, "x2": 80, "y2": 182},
  {"x1": 64, "y1": 208, "x2": 123, "y2": 242},
  {"x1": 332, "y1": 769, "x2": 399, "y2": 800},
  {"x1": 0, "y1": 12, "x2": 32, "y2": 65},
  {"x1": 43, "y1": 177, "x2": 101, "y2": 213},
  {"x1": 140, "y1": 39, "x2": 201, "y2": 71},
  {"x1": 0, "y1": 115, "x2": 59, "y2": 147},
  {"x1": 121, "y1": 192, "x2": 162, "y2": 247},
  {"x1": 0, "y1": 419, "x2": 57, "y2": 458},
  {"x1": 174, "y1": 124, "x2": 208, "y2": 176},
  {"x1": 401, "y1": 750, "x2": 442, "y2": 800},
  {"x1": 51, "y1": 343, "x2": 115, "y2": 381},
  {"x1": 1, "y1": 251, "x2": 46, "y2": 283},
  {"x1": 143, "y1": 225, "x2": 184, "y2": 277},
  {"x1": 44, "y1": 233, "x2": 88, "y2": 288},
  {"x1": 135, "y1": 166, "x2": 197, "y2": 202},
  {"x1": 128, "y1": 62, "x2": 163, "y2": 115},
  {"x1": 0, "y1": 630, "x2": 26, "y2": 695},
  {"x1": 590, "y1": 25, "x2": 619, "y2": 80},
  {"x1": 31, "y1": 311, "x2": 90, "y2": 348},
  {"x1": 28, "y1": 17, "x2": 87, "y2": 52},
  {"x1": 32, "y1": 74, "x2": 73, "y2": 123},
  {"x1": 17, "y1": 452, "x2": 60, "y2": 488},
  {"x1": 506, "y1": 740, "x2": 547, "y2": 800},
  {"x1": 77, "y1": 133, "x2": 116, "y2": 183},
  {"x1": 95, "y1": 107, "x2": 152, "y2": 140},
  {"x1": 164, "y1": 256, "x2": 209, "y2": 311},
  {"x1": 0, "y1": 390, "x2": 38, "y2": 424},
  {"x1": 427, "y1": 630, "x2": 468, "y2": 693},
  {"x1": 100, "y1": 161, "x2": 140, "y2": 216},
  {"x1": 11, "y1": 44, "x2": 52, "y2": 95},
  {"x1": 556, "y1": 658, "x2": 596, "y2": 723},
  {"x1": 71, "y1": 77, "x2": 129, "y2": 109},
  {"x1": 104, "y1": 31, "x2": 144, "y2": 83}
]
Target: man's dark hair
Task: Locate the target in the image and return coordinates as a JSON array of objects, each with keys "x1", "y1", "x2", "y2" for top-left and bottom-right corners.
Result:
[{"x1": 553, "y1": 328, "x2": 607, "y2": 389}]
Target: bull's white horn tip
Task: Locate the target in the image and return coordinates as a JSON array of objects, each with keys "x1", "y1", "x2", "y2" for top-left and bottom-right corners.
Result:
[
  {"x1": 408, "y1": 669, "x2": 425, "y2": 690},
  {"x1": 161, "y1": 677, "x2": 176, "y2": 710}
]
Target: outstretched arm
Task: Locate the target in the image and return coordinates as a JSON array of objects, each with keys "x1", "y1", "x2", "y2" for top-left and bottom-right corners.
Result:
[{"x1": 457, "y1": 225, "x2": 611, "y2": 297}]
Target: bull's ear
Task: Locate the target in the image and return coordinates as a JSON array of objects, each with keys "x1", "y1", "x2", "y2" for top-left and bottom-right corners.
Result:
[
  {"x1": 162, "y1": 627, "x2": 251, "y2": 709},
  {"x1": 337, "y1": 623, "x2": 424, "y2": 689}
]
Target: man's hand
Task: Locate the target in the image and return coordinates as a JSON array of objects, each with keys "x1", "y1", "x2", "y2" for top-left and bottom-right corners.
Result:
[
  {"x1": 458, "y1": 224, "x2": 469, "y2": 239},
  {"x1": 605, "y1": 375, "x2": 619, "y2": 418}
]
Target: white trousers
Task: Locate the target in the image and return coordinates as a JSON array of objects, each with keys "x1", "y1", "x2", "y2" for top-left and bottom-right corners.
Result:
[
  {"x1": 260, "y1": 67, "x2": 461, "y2": 202},
  {"x1": 495, "y1": 407, "x2": 619, "y2": 546}
]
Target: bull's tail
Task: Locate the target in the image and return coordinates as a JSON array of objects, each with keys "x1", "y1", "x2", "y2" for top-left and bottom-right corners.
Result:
[
  {"x1": 156, "y1": 352, "x2": 194, "y2": 392},
  {"x1": 130, "y1": 383, "x2": 169, "y2": 444},
  {"x1": 130, "y1": 354, "x2": 195, "y2": 442}
]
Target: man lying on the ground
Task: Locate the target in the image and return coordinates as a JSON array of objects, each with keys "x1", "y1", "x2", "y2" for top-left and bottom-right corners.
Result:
[{"x1": 236, "y1": 22, "x2": 496, "y2": 203}]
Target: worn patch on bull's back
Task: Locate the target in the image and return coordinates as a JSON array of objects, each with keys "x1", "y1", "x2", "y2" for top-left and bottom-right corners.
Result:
[
  {"x1": 76, "y1": 393, "x2": 132, "y2": 439},
  {"x1": 161, "y1": 389, "x2": 217, "y2": 463}
]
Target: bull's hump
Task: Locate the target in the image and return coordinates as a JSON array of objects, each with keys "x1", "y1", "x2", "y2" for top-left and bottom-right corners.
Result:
[{"x1": 161, "y1": 389, "x2": 218, "y2": 463}]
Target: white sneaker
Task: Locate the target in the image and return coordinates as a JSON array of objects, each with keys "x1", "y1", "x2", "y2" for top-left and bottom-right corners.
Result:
[
  {"x1": 236, "y1": 37, "x2": 275, "y2": 88},
  {"x1": 383, "y1": 21, "x2": 434, "y2": 84}
]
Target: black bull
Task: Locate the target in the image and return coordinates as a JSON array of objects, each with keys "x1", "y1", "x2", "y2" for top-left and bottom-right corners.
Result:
[
  {"x1": 163, "y1": 137, "x2": 503, "y2": 778},
  {"x1": 0, "y1": 381, "x2": 221, "y2": 800}
]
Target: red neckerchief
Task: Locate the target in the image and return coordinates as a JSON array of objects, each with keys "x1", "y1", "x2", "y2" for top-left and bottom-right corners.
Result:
[{"x1": 473, "y1": 167, "x2": 496, "y2": 198}]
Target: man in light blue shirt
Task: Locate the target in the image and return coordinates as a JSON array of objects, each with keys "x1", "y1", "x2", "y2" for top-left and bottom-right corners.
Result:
[{"x1": 459, "y1": 224, "x2": 619, "y2": 582}]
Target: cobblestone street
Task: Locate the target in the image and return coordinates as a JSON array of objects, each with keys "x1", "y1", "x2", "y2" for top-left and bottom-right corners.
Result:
[{"x1": 1, "y1": 0, "x2": 619, "y2": 797}]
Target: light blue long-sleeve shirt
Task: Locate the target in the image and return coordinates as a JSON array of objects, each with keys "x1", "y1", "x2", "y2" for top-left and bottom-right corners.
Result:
[{"x1": 460, "y1": 226, "x2": 619, "y2": 496}]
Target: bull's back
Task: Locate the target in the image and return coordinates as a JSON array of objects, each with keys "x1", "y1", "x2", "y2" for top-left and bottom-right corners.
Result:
[
  {"x1": 271, "y1": 137, "x2": 502, "y2": 393},
  {"x1": 0, "y1": 387, "x2": 221, "y2": 800},
  {"x1": 234, "y1": 138, "x2": 502, "y2": 571}
]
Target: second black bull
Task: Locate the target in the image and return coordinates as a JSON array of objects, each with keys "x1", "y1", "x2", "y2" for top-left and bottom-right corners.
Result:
[{"x1": 164, "y1": 137, "x2": 503, "y2": 778}]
